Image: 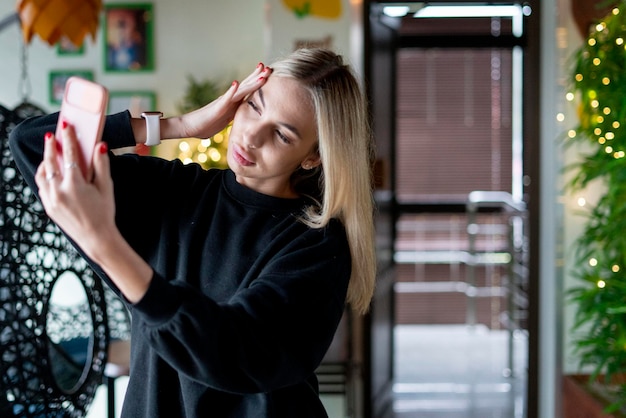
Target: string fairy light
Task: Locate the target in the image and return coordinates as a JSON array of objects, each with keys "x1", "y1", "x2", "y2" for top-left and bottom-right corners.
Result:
[
  {"x1": 568, "y1": 3, "x2": 626, "y2": 312},
  {"x1": 175, "y1": 124, "x2": 231, "y2": 170},
  {"x1": 566, "y1": 8, "x2": 626, "y2": 398}
]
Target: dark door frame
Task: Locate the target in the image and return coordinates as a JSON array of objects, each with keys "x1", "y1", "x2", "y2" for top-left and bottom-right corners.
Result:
[
  {"x1": 361, "y1": 3, "x2": 399, "y2": 417},
  {"x1": 361, "y1": 1, "x2": 542, "y2": 417}
]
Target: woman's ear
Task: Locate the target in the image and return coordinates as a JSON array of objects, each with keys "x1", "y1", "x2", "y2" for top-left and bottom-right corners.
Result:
[{"x1": 301, "y1": 153, "x2": 321, "y2": 170}]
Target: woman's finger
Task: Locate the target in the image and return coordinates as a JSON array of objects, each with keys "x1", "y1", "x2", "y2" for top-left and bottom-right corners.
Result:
[
  {"x1": 60, "y1": 121, "x2": 85, "y2": 180},
  {"x1": 42, "y1": 131, "x2": 61, "y2": 183},
  {"x1": 35, "y1": 162, "x2": 50, "y2": 191},
  {"x1": 92, "y1": 142, "x2": 113, "y2": 197},
  {"x1": 239, "y1": 62, "x2": 265, "y2": 85},
  {"x1": 232, "y1": 64, "x2": 271, "y2": 102}
]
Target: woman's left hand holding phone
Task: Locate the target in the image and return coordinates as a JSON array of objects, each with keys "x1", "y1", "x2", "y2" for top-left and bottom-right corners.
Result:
[
  {"x1": 35, "y1": 122, "x2": 153, "y2": 304},
  {"x1": 36, "y1": 120, "x2": 115, "y2": 252}
]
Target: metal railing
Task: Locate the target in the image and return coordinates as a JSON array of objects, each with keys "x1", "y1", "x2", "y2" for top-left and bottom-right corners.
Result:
[{"x1": 466, "y1": 191, "x2": 528, "y2": 376}]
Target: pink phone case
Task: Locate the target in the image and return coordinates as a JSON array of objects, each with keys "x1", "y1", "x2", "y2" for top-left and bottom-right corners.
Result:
[{"x1": 55, "y1": 77, "x2": 109, "y2": 178}]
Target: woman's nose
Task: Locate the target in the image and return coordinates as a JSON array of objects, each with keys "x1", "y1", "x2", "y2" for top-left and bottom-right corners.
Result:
[{"x1": 243, "y1": 124, "x2": 264, "y2": 149}]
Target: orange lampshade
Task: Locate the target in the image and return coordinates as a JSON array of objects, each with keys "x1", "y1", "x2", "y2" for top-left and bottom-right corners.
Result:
[{"x1": 16, "y1": 0, "x2": 102, "y2": 47}]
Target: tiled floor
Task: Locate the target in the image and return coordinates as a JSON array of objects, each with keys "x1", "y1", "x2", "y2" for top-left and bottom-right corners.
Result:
[
  {"x1": 393, "y1": 324, "x2": 528, "y2": 418},
  {"x1": 86, "y1": 324, "x2": 528, "y2": 418}
]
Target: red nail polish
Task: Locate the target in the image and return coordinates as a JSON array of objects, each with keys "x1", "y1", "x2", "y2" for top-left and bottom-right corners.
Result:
[
  {"x1": 99, "y1": 142, "x2": 108, "y2": 154},
  {"x1": 257, "y1": 62, "x2": 263, "y2": 68},
  {"x1": 61, "y1": 120, "x2": 68, "y2": 129},
  {"x1": 232, "y1": 80, "x2": 237, "y2": 87},
  {"x1": 44, "y1": 132, "x2": 53, "y2": 141},
  {"x1": 258, "y1": 76, "x2": 265, "y2": 82}
]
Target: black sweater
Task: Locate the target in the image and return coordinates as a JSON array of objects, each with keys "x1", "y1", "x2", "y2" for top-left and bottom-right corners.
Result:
[{"x1": 9, "y1": 111, "x2": 351, "y2": 417}]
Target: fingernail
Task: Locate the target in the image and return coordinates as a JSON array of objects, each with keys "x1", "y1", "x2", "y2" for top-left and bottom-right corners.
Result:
[
  {"x1": 258, "y1": 76, "x2": 265, "y2": 82},
  {"x1": 257, "y1": 62, "x2": 263, "y2": 68},
  {"x1": 61, "y1": 120, "x2": 68, "y2": 129},
  {"x1": 44, "y1": 132, "x2": 53, "y2": 141},
  {"x1": 99, "y1": 142, "x2": 108, "y2": 154},
  {"x1": 232, "y1": 80, "x2": 238, "y2": 87}
]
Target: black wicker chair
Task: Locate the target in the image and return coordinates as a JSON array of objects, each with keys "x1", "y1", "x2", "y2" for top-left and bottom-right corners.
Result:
[{"x1": 0, "y1": 102, "x2": 113, "y2": 417}]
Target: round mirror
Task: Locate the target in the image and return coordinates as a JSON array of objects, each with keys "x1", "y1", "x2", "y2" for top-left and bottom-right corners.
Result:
[{"x1": 46, "y1": 271, "x2": 94, "y2": 394}]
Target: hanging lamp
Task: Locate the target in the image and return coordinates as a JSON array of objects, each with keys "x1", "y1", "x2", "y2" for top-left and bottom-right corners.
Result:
[{"x1": 16, "y1": 0, "x2": 102, "y2": 47}]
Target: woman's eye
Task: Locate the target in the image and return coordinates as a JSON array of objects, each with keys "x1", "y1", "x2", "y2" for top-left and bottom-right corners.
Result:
[
  {"x1": 276, "y1": 130, "x2": 291, "y2": 144},
  {"x1": 247, "y1": 100, "x2": 260, "y2": 113}
]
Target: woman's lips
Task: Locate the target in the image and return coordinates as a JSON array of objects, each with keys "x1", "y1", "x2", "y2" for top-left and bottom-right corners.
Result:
[{"x1": 232, "y1": 145, "x2": 255, "y2": 166}]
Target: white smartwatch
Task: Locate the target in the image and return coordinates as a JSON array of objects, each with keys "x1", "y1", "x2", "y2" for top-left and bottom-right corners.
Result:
[{"x1": 141, "y1": 111, "x2": 163, "y2": 146}]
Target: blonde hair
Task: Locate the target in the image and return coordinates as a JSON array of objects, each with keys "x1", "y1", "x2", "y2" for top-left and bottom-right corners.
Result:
[{"x1": 271, "y1": 48, "x2": 376, "y2": 315}]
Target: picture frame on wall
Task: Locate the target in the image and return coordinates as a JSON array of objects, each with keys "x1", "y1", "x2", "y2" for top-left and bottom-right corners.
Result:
[
  {"x1": 108, "y1": 91, "x2": 156, "y2": 117},
  {"x1": 108, "y1": 91, "x2": 156, "y2": 155},
  {"x1": 104, "y1": 3, "x2": 155, "y2": 72},
  {"x1": 56, "y1": 37, "x2": 85, "y2": 56},
  {"x1": 49, "y1": 70, "x2": 94, "y2": 105}
]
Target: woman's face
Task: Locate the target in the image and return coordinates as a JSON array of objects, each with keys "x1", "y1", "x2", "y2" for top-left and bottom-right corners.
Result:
[{"x1": 227, "y1": 75, "x2": 320, "y2": 198}]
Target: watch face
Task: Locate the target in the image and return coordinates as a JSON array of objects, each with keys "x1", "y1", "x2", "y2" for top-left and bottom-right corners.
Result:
[{"x1": 142, "y1": 111, "x2": 163, "y2": 117}]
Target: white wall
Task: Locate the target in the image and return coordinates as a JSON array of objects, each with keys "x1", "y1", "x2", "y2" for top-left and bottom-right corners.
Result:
[
  {"x1": 538, "y1": 0, "x2": 600, "y2": 415},
  {"x1": 0, "y1": 1, "x2": 266, "y2": 116}
]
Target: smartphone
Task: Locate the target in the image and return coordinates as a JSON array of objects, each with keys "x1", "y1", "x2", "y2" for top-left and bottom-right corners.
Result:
[{"x1": 55, "y1": 76, "x2": 109, "y2": 179}]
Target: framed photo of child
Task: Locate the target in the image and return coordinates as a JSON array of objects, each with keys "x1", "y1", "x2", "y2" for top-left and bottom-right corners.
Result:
[
  {"x1": 49, "y1": 70, "x2": 94, "y2": 105},
  {"x1": 108, "y1": 91, "x2": 156, "y2": 116},
  {"x1": 104, "y1": 3, "x2": 155, "y2": 72},
  {"x1": 57, "y1": 37, "x2": 85, "y2": 56}
]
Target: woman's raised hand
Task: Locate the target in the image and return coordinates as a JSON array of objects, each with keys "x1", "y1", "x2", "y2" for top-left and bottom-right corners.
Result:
[
  {"x1": 35, "y1": 122, "x2": 154, "y2": 302},
  {"x1": 35, "y1": 122, "x2": 116, "y2": 260},
  {"x1": 179, "y1": 63, "x2": 272, "y2": 139}
]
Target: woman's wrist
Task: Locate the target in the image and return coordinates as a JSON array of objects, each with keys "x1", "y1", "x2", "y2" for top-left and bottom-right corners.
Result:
[
  {"x1": 88, "y1": 228, "x2": 153, "y2": 303},
  {"x1": 161, "y1": 116, "x2": 188, "y2": 139},
  {"x1": 131, "y1": 115, "x2": 188, "y2": 144}
]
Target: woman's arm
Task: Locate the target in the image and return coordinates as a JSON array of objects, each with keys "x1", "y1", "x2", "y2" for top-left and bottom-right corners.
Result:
[
  {"x1": 34, "y1": 125, "x2": 152, "y2": 302},
  {"x1": 132, "y1": 222, "x2": 351, "y2": 393},
  {"x1": 10, "y1": 63, "x2": 272, "y2": 304},
  {"x1": 130, "y1": 63, "x2": 271, "y2": 144}
]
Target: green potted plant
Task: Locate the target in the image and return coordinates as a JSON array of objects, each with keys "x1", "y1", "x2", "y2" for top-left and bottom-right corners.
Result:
[
  {"x1": 566, "y1": 1, "x2": 626, "y2": 413},
  {"x1": 174, "y1": 75, "x2": 230, "y2": 170}
]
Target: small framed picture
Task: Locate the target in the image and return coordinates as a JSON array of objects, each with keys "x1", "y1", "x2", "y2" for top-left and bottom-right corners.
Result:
[
  {"x1": 57, "y1": 37, "x2": 85, "y2": 56},
  {"x1": 108, "y1": 91, "x2": 156, "y2": 116},
  {"x1": 104, "y1": 3, "x2": 155, "y2": 72},
  {"x1": 49, "y1": 70, "x2": 94, "y2": 105},
  {"x1": 108, "y1": 91, "x2": 156, "y2": 155}
]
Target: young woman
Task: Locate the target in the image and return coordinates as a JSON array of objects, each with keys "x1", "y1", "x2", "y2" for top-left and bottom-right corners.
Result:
[{"x1": 9, "y1": 48, "x2": 376, "y2": 417}]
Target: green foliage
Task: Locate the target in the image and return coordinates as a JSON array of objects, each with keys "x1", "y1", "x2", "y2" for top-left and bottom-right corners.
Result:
[
  {"x1": 566, "y1": 1, "x2": 626, "y2": 411},
  {"x1": 176, "y1": 75, "x2": 221, "y2": 114},
  {"x1": 291, "y1": 1, "x2": 312, "y2": 18},
  {"x1": 175, "y1": 75, "x2": 230, "y2": 170}
]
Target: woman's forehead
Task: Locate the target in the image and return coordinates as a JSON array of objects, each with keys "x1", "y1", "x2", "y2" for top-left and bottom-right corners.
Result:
[
  {"x1": 259, "y1": 77, "x2": 316, "y2": 134},
  {"x1": 261, "y1": 75, "x2": 311, "y2": 104}
]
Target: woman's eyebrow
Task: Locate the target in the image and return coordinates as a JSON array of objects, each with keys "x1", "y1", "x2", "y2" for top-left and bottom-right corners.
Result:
[{"x1": 280, "y1": 122, "x2": 302, "y2": 140}]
